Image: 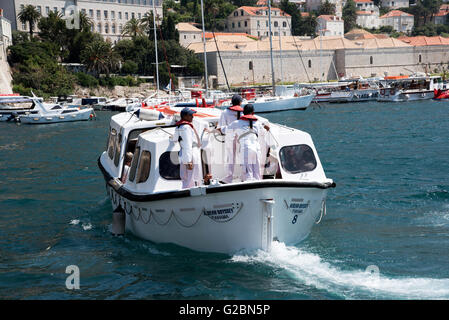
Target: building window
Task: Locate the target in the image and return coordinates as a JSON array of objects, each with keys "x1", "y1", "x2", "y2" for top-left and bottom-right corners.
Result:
[
  {"x1": 249, "y1": 61, "x2": 253, "y2": 70},
  {"x1": 105, "y1": 23, "x2": 109, "y2": 34},
  {"x1": 419, "y1": 54, "x2": 422, "y2": 63},
  {"x1": 238, "y1": 22, "x2": 241, "y2": 28},
  {"x1": 283, "y1": 22, "x2": 287, "y2": 28},
  {"x1": 37, "y1": 6, "x2": 41, "y2": 14},
  {"x1": 111, "y1": 11, "x2": 115, "y2": 19},
  {"x1": 119, "y1": 12, "x2": 122, "y2": 19},
  {"x1": 241, "y1": 10, "x2": 244, "y2": 16},
  {"x1": 184, "y1": 35, "x2": 186, "y2": 39},
  {"x1": 132, "y1": 12, "x2": 135, "y2": 19},
  {"x1": 46, "y1": 7, "x2": 50, "y2": 14},
  {"x1": 234, "y1": 11, "x2": 238, "y2": 17},
  {"x1": 138, "y1": 13, "x2": 141, "y2": 19},
  {"x1": 370, "y1": 56, "x2": 373, "y2": 64},
  {"x1": 308, "y1": 60, "x2": 312, "y2": 68},
  {"x1": 104, "y1": 10, "x2": 108, "y2": 19},
  {"x1": 89, "y1": 9, "x2": 93, "y2": 18},
  {"x1": 232, "y1": 22, "x2": 235, "y2": 28},
  {"x1": 274, "y1": 21, "x2": 278, "y2": 27},
  {"x1": 97, "y1": 10, "x2": 101, "y2": 19},
  {"x1": 125, "y1": 12, "x2": 129, "y2": 20},
  {"x1": 54, "y1": 7, "x2": 58, "y2": 13},
  {"x1": 119, "y1": 25, "x2": 123, "y2": 33},
  {"x1": 245, "y1": 21, "x2": 247, "y2": 27},
  {"x1": 112, "y1": 24, "x2": 116, "y2": 34},
  {"x1": 97, "y1": 23, "x2": 102, "y2": 33}
]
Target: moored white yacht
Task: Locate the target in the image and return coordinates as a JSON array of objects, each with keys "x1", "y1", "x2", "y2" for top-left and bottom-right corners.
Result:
[
  {"x1": 103, "y1": 97, "x2": 141, "y2": 112},
  {"x1": 18, "y1": 96, "x2": 94, "y2": 124},
  {"x1": 98, "y1": 106, "x2": 335, "y2": 254}
]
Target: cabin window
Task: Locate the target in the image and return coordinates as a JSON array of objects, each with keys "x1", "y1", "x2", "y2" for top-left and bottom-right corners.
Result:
[
  {"x1": 129, "y1": 146, "x2": 141, "y2": 182},
  {"x1": 279, "y1": 145, "x2": 317, "y2": 174},
  {"x1": 136, "y1": 151, "x2": 151, "y2": 183},
  {"x1": 107, "y1": 128, "x2": 117, "y2": 160},
  {"x1": 114, "y1": 132, "x2": 122, "y2": 166},
  {"x1": 159, "y1": 152, "x2": 181, "y2": 180}
]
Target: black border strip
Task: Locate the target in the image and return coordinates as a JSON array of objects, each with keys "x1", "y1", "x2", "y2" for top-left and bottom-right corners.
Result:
[{"x1": 98, "y1": 156, "x2": 336, "y2": 203}]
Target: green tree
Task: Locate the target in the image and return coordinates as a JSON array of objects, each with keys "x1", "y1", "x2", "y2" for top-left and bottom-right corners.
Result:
[
  {"x1": 342, "y1": 0, "x2": 357, "y2": 33},
  {"x1": 122, "y1": 18, "x2": 144, "y2": 38},
  {"x1": 17, "y1": 5, "x2": 41, "y2": 39},
  {"x1": 318, "y1": 0, "x2": 336, "y2": 16},
  {"x1": 80, "y1": 40, "x2": 120, "y2": 76}
]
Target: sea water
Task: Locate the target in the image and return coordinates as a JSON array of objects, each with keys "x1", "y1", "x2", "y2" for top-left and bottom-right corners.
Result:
[{"x1": 0, "y1": 100, "x2": 448, "y2": 299}]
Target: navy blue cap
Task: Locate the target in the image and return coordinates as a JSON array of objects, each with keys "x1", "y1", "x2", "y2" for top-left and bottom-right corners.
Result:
[{"x1": 180, "y1": 107, "x2": 197, "y2": 118}]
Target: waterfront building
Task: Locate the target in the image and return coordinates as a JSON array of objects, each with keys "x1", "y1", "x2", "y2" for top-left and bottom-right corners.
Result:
[
  {"x1": 176, "y1": 22, "x2": 203, "y2": 48},
  {"x1": 380, "y1": 0, "x2": 409, "y2": 9},
  {"x1": 2, "y1": 0, "x2": 163, "y2": 43},
  {"x1": 187, "y1": 32, "x2": 449, "y2": 87},
  {"x1": 0, "y1": 9, "x2": 12, "y2": 94},
  {"x1": 356, "y1": 9, "x2": 381, "y2": 29},
  {"x1": 434, "y1": 4, "x2": 449, "y2": 25},
  {"x1": 380, "y1": 10, "x2": 414, "y2": 33},
  {"x1": 316, "y1": 15, "x2": 344, "y2": 36},
  {"x1": 225, "y1": 6, "x2": 292, "y2": 38}
]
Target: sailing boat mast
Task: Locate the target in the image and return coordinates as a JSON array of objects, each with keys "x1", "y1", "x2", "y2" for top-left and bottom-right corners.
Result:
[
  {"x1": 268, "y1": 1, "x2": 275, "y2": 96},
  {"x1": 152, "y1": 1, "x2": 159, "y2": 99},
  {"x1": 200, "y1": 0, "x2": 209, "y2": 97}
]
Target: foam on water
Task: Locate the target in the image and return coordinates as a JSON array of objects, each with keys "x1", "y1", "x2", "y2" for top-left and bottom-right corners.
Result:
[
  {"x1": 232, "y1": 242, "x2": 449, "y2": 299},
  {"x1": 414, "y1": 204, "x2": 449, "y2": 227}
]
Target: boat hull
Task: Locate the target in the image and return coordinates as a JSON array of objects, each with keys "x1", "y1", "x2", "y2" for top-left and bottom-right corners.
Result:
[
  {"x1": 106, "y1": 181, "x2": 330, "y2": 254},
  {"x1": 19, "y1": 108, "x2": 93, "y2": 124},
  {"x1": 252, "y1": 94, "x2": 314, "y2": 113},
  {"x1": 378, "y1": 90, "x2": 434, "y2": 102}
]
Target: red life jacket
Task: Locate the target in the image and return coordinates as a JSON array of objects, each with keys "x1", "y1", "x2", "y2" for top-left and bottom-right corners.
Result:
[
  {"x1": 240, "y1": 114, "x2": 257, "y2": 128},
  {"x1": 229, "y1": 105, "x2": 243, "y2": 112},
  {"x1": 175, "y1": 120, "x2": 194, "y2": 129},
  {"x1": 240, "y1": 114, "x2": 258, "y2": 121}
]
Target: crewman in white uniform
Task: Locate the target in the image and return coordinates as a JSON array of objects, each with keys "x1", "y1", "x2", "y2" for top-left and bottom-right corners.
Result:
[
  {"x1": 226, "y1": 104, "x2": 270, "y2": 182},
  {"x1": 213, "y1": 95, "x2": 244, "y2": 184},
  {"x1": 172, "y1": 107, "x2": 202, "y2": 189}
]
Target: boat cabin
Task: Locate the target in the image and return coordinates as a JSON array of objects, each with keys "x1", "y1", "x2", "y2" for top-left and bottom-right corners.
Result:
[{"x1": 102, "y1": 107, "x2": 328, "y2": 194}]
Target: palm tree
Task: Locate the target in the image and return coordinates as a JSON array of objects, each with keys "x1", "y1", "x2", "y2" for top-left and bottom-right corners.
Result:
[
  {"x1": 140, "y1": 11, "x2": 155, "y2": 37},
  {"x1": 122, "y1": 18, "x2": 144, "y2": 38},
  {"x1": 81, "y1": 40, "x2": 120, "y2": 76},
  {"x1": 18, "y1": 5, "x2": 41, "y2": 39},
  {"x1": 77, "y1": 11, "x2": 93, "y2": 32}
]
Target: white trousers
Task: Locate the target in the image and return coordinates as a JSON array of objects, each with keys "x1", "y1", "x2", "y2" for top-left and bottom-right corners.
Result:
[
  {"x1": 180, "y1": 163, "x2": 201, "y2": 189},
  {"x1": 239, "y1": 146, "x2": 261, "y2": 182}
]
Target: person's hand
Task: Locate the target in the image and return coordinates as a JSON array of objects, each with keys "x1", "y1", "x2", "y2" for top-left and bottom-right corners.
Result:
[
  {"x1": 203, "y1": 128, "x2": 210, "y2": 133},
  {"x1": 187, "y1": 162, "x2": 194, "y2": 170},
  {"x1": 264, "y1": 124, "x2": 270, "y2": 131}
]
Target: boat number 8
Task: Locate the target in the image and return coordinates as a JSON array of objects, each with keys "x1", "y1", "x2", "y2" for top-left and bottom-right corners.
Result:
[{"x1": 292, "y1": 215, "x2": 298, "y2": 224}]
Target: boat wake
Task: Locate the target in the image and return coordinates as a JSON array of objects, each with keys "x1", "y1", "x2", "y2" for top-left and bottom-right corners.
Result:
[
  {"x1": 231, "y1": 241, "x2": 449, "y2": 299},
  {"x1": 414, "y1": 204, "x2": 449, "y2": 227}
]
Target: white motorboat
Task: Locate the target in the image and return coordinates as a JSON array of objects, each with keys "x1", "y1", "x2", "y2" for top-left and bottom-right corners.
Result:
[
  {"x1": 98, "y1": 106, "x2": 335, "y2": 254},
  {"x1": 81, "y1": 96, "x2": 108, "y2": 109},
  {"x1": 378, "y1": 75, "x2": 445, "y2": 102},
  {"x1": 18, "y1": 96, "x2": 94, "y2": 124},
  {"x1": 103, "y1": 97, "x2": 141, "y2": 112},
  {"x1": 0, "y1": 95, "x2": 40, "y2": 122}
]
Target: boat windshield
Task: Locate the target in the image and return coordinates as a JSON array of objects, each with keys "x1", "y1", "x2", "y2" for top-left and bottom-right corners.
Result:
[{"x1": 279, "y1": 144, "x2": 317, "y2": 174}]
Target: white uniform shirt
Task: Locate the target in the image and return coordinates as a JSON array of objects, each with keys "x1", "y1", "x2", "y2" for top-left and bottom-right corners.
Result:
[
  {"x1": 172, "y1": 123, "x2": 201, "y2": 165},
  {"x1": 218, "y1": 108, "x2": 240, "y2": 134},
  {"x1": 227, "y1": 119, "x2": 264, "y2": 163}
]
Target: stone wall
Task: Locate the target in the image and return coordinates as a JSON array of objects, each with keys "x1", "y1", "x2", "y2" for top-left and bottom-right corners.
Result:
[
  {"x1": 202, "y1": 45, "x2": 449, "y2": 87},
  {"x1": 0, "y1": 43, "x2": 13, "y2": 94}
]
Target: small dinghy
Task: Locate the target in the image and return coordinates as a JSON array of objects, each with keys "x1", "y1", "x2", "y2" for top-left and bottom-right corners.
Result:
[
  {"x1": 18, "y1": 96, "x2": 95, "y2": 124},
  {"x1": 98, "y1": 106, "x2": 335, "y2": 254}
]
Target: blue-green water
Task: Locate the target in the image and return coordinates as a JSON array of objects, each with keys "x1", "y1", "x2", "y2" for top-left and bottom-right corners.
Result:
[{"x1": 1, "y1": 101, "x2": 449, "y2": 300}]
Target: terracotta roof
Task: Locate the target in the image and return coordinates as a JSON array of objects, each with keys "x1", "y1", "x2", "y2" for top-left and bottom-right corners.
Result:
[
  {"x1": 237, "y1": 6, "x2": 291, "y2": 17},
  {"x1": 435, "y1": 4, "x2": 449, "y2": 16},
  {"x1": 317, "y1": 15, "x2": 344, "y2": 21},
  {"x1": 256, "y1": 0, "x2": 268, "y2": 5},
  {"x1": 380, "y1": 10, "x2": 413, "y2": 18},
  {"x1": 354, "y1": 0, "x2": 374, "y2": 3},
  {"x1": 345, "y1": 28, "x2": 377, "y2": 39},
  {"x1": 176, "y1": 22, "x2": 202, "y2": 32},
  {"x1": 300, "y1": 12, "x2": 310, "y2": 17},
  {"x1": 398, "y1": 36, "x2": 449, "y2": 46}
]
